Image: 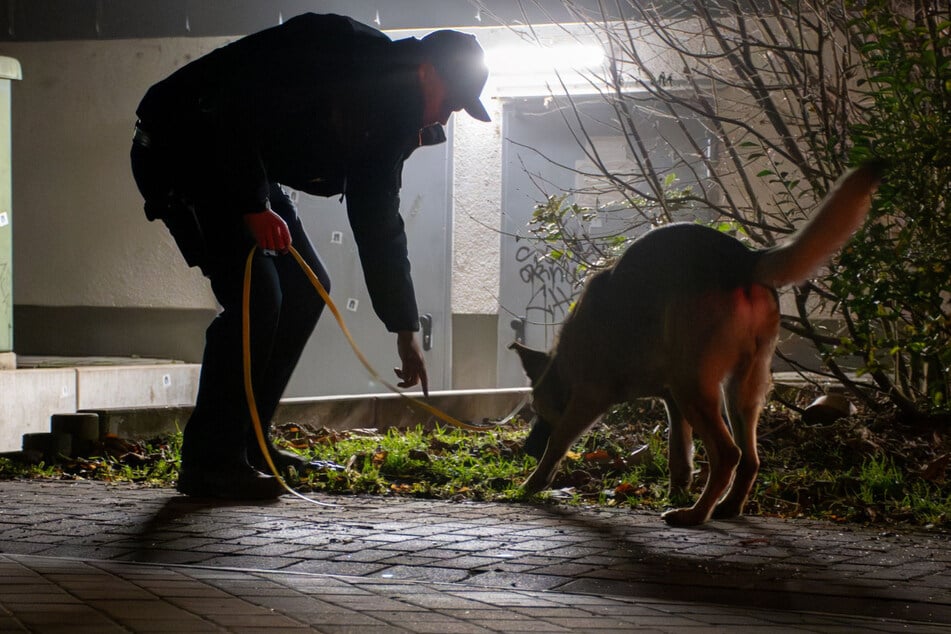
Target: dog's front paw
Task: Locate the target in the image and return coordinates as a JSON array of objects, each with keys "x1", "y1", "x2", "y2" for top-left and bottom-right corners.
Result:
[
  {"x1": 522, "y1": 470, "x2": 552, "y2": 495},
  {"x1": 661, "y1": 506, "x2": 710, "y2": 527},
  {"x1": 521, "y1": 479, "x2": 546, "y2": 495},
  {"x1": 711, "y1": 501, "x2": 743, "y2": 520}
]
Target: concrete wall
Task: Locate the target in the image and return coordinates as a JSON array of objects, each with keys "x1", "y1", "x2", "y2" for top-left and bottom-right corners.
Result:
[
  {"x1": 451, "y1": 314, "x2": 498, "y2": 389},
  {"x1": 4, "y1": 38, "x2": 220, "y2": 309},
  {"x1": 2, "y1": 37, "x2": 225, "y2": 362}
]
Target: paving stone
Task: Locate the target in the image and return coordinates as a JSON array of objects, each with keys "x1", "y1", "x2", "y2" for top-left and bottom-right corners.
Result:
[
  {"x1": 232, "y1": 541, "x2": 315, "y2": 557},
  {"x1": 117, "y1": 618, "x2": 229, "y2": 631},
  {"x1": 377, "y1": 564, "x2": 471, "y2": 583},
  {"x1": 281, "y1": 559, "x2": 389, "y2": 576},
  {"x1": 467, "y1": 570, "x2": 572, "y2": 591},
  {"x1": 376, "y1": 553, "x2": 442, "y2": 566},
  {"x1": 0, "y1": 617, "x2": 26, "y2": 632},
  {"x1": 431, "y1": 555, "x2": 505, "y2": 570},
  {"x1": 332, "y1": 547, "x2": 406, "y2": 563},
  {"x1": 528, "y1": 562, "x2": 602, "y2": 577}
]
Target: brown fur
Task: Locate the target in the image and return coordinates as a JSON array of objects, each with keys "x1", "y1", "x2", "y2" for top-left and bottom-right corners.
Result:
[{"x1": 512, "y1": 164, "x2": 883, "y2": 526}]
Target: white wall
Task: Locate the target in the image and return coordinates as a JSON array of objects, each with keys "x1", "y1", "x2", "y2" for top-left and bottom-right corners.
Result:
[
  {"x1": 451, "y1": 98, "x2": 502, "y2": 315},
  {"x1": 1, "y1": 38, "x2": 226, "y2": 311}
]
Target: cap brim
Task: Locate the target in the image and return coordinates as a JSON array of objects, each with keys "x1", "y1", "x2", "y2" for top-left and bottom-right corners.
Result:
[{"x1": 464, "y1": 98, "x2": 491, "y2": 122}]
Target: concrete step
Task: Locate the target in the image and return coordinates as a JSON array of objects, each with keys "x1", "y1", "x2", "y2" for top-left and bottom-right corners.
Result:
[
  {"x1": 2, "y1": 353, "x2": 530, "y2": 458},
  {"x1": 0, "y1": 358, "x2": 200, "y2": 452},
  {"x1": 86, "y1": 387, "x2": 532, "y2": 441},
  {"x1": 2, "y1": 387, "x2": 531, "y2": 463}
]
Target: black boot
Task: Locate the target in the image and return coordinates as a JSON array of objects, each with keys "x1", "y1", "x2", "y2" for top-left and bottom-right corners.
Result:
[
  {"x1": 249, "y1": 441, "x2": 311, "y2": 476},
  {"x1": 177, "y1": 458, "x2": 285, "y2": 500}
]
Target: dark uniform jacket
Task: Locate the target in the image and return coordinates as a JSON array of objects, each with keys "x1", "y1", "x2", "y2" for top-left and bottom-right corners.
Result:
[{"x1": 136, "y1": 12, "x2": 442, "y2": 333}]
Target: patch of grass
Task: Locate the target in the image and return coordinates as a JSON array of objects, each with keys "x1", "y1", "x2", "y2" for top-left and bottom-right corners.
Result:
[
  {"x1": 289, "y1": 425, "x2": 535, "y2": 501},
  {"x1": 0, "y1": 457, "x2": 60, "y2": 479},
  {"x1": 750, "y1": 453, "x2": 951, "y2": 526},
  {"x1": 0, "y1": 434, "x2": 181, "y2": 487},
  {"x1": 1, "y1": 397, "x2": 948, "y2": 528},
  {"x1": 858, "y1": 455, "x2": 904, "y2": 505}
]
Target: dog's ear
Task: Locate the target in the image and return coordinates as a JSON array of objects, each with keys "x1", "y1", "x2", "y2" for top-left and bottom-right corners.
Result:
[{"x1": 508, "y1": 342, "x2": 551, "y2": 384}]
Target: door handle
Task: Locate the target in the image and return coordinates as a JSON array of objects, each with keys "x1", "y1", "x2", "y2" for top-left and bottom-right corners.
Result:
[
  {"x1": 510, "y1": 316, "x2": 527, "y2": 344},
  {"x1": 420, "y1": 313, "x2": 433, "y2": 351}
]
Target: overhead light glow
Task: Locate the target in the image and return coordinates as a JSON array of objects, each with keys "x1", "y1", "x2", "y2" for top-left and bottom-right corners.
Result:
[{"x1": 485, "y1": 43, "x2": 604, "y2": 76}]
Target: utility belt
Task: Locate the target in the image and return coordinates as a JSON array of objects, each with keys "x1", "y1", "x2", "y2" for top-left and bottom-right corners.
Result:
[
  {"x1": 130, "y1": 119, "x2": 208, "y2": 269},
  {"x1": 132, "y1": 121, "x2": 154, "y2": 149}
]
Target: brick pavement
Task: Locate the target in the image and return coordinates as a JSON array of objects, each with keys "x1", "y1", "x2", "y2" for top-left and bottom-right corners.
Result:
[{"x1": 0, "y1": 479, "x2": 948, "y2": 632}]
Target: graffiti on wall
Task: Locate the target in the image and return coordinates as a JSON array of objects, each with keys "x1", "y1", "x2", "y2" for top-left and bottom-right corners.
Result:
[{"x1": 513, "y1": 244, "x2": 577, "y2": 345}]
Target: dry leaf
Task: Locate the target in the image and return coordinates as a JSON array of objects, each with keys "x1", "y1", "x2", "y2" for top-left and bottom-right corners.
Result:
[
  {"x1": 920, "y1": 454, "x2": 950, "y2": 483},
  {"x1": 583, "y1": 449, "x2": 612, "y2": 463}
]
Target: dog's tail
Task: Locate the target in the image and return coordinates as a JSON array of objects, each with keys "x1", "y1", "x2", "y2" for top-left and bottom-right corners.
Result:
[{"x1": 753, "y1": 162, "x2": 885, "y2": 288}]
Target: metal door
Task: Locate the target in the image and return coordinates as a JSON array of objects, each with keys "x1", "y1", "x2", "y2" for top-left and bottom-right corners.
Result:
[{"x1": 284, "y1": 133, "x2": 453, "y2": 397}]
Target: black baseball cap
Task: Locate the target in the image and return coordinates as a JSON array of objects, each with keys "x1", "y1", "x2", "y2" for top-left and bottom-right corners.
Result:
[{"x1": 421, "y1": 29, "x2": 491, "y2": 122}]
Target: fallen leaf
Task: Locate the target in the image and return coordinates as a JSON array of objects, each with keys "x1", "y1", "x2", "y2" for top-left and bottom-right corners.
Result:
[
  {"x1": 408, "y1": 449, "x2": 432, "y2": 462},
  {"x1": 920, "y1": 454, "x2": 950, "y2": 483},
  {"x1": 613, "y1": 482, "x2": 647, "y2": 501},
  {"x1": 583, "y1": 449, "x2": 613, "y2": 463}
]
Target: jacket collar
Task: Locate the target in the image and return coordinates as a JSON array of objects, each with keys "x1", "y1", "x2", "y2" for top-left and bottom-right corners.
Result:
[{"x1": 419, "y1": 124, "x2": 447, "y2": 147}]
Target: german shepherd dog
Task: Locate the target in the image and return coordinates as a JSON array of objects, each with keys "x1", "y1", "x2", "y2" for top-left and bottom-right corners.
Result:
[{"x1": 511, "y1": 163, "x2": 883, "y2": 526}]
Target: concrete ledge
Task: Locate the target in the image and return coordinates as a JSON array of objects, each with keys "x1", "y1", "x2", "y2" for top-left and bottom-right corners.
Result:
[
  {"x1": 0, "y1": 368, "x2": 76, "y2": 451},
  {"x1": 76, "y1": 363, "x2": 200, "y2": 410},
  {"x1": 81, "y1": 405, "x2": 193, "y2": 439},
  {"x1": 0, "y1": 361, "x2": 200, "y2": 452},
  {"x1": 276, "y1": 387, "x2": 532, "y2": 432},
  {"x1": 80, "y1": 388, "x2": 532, "y2": 440}
]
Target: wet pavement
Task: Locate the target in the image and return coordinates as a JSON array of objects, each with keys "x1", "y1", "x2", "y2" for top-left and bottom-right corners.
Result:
[{"x1": 0, "y1": 479, "x2": 948, "y2": 632}]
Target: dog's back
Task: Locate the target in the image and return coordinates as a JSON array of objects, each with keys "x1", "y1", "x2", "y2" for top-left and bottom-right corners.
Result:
[{"x1": 554, "y1": 223, "x2": 770, "y2": 401}]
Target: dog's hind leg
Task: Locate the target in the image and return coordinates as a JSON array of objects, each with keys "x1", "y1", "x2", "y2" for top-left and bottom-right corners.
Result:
[
  {"x1": 522, "y1": 398, "x2": 599, "y2": 495},
  {"x1": 662, "y1": 387, "x2": 740, "y2": 526},
  {"x1": 664, "y1": 394, "x2": 694, "y2": 504},
  {"x1": 714, "y1": 346, "x2": 772, "y2": 519}
]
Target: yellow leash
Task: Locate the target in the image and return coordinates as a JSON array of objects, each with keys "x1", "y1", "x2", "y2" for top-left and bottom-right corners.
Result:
[
  {"x1": 242, "y1": 249, "x2": 334, "y2": 506},
  {"x1": 242, "y1": 246, "x2": 524, "y2": 500}
]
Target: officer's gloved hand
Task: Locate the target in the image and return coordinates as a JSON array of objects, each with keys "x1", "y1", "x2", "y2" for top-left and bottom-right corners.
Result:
[{"x1": 244, "y1": 208, "x2": 291, "y2": 254}]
